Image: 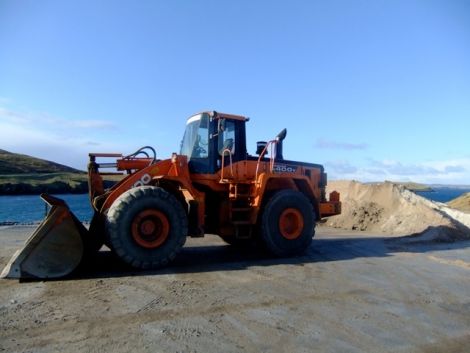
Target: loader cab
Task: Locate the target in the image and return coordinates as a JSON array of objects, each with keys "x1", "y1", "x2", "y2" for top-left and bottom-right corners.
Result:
[{"x1": 180, "y1": 111, "x2": 247, "y2": 174}]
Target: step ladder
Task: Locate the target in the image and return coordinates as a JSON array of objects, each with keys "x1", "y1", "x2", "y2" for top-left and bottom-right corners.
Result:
[{"x1": 224, "y1": 181, "x2": 255, "y2": 239}]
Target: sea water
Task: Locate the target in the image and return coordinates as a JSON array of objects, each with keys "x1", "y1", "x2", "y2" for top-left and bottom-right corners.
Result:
[
  {"x1": 1, "y1": 187, "x2": 470, "y2": 224},
  {"x1": 415, "y1": 187, "x2": 470, "y2": 203},
  {"x1": 0, "y1": 194, "x2": 93, "y2": 224}
]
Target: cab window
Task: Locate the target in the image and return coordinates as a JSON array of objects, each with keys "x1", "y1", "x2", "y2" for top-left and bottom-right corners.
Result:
[
  {"x1": 180, "y1": 113, "x2": 209, "y2": 159},
  {"x1": 218, "y1": 120, "x2": 236, "y2": 156}
]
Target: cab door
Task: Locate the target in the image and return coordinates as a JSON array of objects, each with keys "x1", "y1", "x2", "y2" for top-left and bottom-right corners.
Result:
[{"x1": 215, "y1": 119, "x2": 247, "y2": 172}]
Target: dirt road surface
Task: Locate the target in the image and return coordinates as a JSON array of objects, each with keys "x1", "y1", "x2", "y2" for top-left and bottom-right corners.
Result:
[{"x1": 1, "y1": 225, "x2": 469, "y2": 353}]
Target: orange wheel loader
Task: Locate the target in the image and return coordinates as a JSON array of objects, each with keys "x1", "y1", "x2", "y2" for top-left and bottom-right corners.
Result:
[{"x1": 1, "y1": 111, "x2": 341, "y2": 279}]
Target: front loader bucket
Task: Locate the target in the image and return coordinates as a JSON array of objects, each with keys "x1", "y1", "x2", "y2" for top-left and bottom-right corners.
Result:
[{"x1": 1, "y1": 194, "x2": 85, "y2": 279}]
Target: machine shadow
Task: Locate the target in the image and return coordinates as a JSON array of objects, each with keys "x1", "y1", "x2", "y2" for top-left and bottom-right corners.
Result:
[{"x1": 71, "y1": 228, "x2": 470, "y2": 281}]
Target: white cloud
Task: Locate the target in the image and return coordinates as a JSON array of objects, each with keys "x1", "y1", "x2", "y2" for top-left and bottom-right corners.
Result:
[
  {"x1": 0, "y1": 107, "x2": 117, "y2": 131},
  {"x1": 85, "y1": 141, "x2": 101, "y2": 146},
  {"x1": 0, "y1": 97, "x2": 11, "y2": 105},
  {"x1": 0, "y1": 106, "x2": 122, "y2": 170},
  {"x1": 368, "y1": 160, "x2": 440, "y2": 176},
  {"x1": 0, "y1": 107, "x2": 30, "y2": 124},
  {"x1": 314, "y1": 138, "x2": 368, "y2": 150},
  {"x1": 327, "y1": 158, "x2": 470, "y2": 185},
  {"x1": 324, "y1": 160, "x2": 358, "y2": 174},
  {"x1": 67, "y1": 120, "x2": 116, "y2": 129},
  {"x1": 0, "y1": 120, "x2": 52, "y2": 144}
]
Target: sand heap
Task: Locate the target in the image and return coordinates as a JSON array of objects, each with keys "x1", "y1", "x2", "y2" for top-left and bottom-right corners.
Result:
[{"x1": 325, "y1": 180, "x2": 470, "y2": 242}]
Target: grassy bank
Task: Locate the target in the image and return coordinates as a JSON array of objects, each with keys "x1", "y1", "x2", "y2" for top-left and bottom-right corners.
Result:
[
  {"x1": 0, "y1": 173, "x2": 122, "y2": 195},
  {"x1": 0, "y1": 173, "x2": 88, "y2": 194},
  {"x1": 391, "y1": 181, "x2": 433, "y2": 191}
]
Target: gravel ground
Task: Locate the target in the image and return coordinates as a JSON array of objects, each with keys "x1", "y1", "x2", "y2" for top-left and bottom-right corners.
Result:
[{"x1": 0, "y1": 225, "x2": 469, "y2": 353}]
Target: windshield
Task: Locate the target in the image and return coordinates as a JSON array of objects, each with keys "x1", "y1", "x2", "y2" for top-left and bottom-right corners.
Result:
[{"x1": 180, "y1": 113, "x2": 210, "y2": 159}]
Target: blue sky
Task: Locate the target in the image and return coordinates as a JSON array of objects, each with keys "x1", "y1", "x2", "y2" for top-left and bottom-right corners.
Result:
[{"x1": 1, "y1": 0, "x2": 469, "y2": 184}]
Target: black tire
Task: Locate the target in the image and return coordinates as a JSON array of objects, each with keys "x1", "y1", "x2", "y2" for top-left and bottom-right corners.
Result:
[
  {"x1": 260, "y1": 190, "x2": 315, "y2": 256},
  {"x1": 106, "y1": 186, "x2": 187, "y2": 270}
]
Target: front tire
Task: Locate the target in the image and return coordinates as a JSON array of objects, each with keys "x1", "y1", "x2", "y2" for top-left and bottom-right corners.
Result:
[
  {"x1": 260, "y1": 190, "x2": 315, "y2": 256},
  {"x1": 106, "y1": 186, "x2": 187, "y2": 269}
]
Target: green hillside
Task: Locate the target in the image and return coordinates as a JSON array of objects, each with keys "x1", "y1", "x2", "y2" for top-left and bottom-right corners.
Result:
[
  {"x1": 0, "y1": 173, "x2": 89, "y2": 194},
  {"x1": 0, "y1": 149, "x2": 122, "y2": 195},
  {"x1": 0, "y1": 149, "x2": 85, "y2": 194},
  {"x1": 389, "y1": 181, "x2": 433, "y2": 191},
  {"x1": 0, "y1": 149, "x2": 82, "y2": 174}
]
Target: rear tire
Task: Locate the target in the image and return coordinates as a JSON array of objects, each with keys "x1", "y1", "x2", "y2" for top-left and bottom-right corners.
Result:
[
  {"x1": 260, "y1": 190, "x2": 315, "y2": 256},
  {"x1": 106, "y1": 186, "x2": 187, "y2": 270}
]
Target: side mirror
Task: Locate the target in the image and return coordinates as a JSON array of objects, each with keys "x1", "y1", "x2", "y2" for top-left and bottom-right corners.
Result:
[
  {"x1": 211, "y1": 118, "x2": 225, "y2": 139},
  {"x1": 218, "y1": 118, "x2": 226, "y2": 132}
]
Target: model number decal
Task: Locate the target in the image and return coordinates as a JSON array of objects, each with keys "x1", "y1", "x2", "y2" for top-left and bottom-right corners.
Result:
[
  {"x1": 133, "y1": 173, "x2": 152, "y2": 187},
  {"x1": 273, "y1": 164, "x2": 298, "y2": 173}
]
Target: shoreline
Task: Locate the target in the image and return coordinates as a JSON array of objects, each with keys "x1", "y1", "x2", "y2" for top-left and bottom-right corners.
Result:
[{"x1": 0, "y1": 191, "x2": 89, "y2": 196}]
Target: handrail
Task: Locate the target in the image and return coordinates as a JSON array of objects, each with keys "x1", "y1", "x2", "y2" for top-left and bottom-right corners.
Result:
[
  {"x1": 220, "y1": 148, "x2": 234, "y2": 181},
  {"x1": 254, "y1": 139, "x2": 277, "y2": 182}
]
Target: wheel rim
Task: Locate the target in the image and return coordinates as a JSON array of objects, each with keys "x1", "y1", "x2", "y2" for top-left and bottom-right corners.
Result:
[
  {"x1": 131, "y1": 210, "x2": 169, "y2": 249},
  {"x1": 279, "y1": 208, "x2": 304, "y2": 240}
]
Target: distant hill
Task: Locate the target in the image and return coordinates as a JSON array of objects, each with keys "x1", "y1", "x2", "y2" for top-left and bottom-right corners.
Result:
[
  {"x1": 385, "y1": 181, "x2": 433, "y2": 191},
  {"x1": 0, "y1": 149, "x2": 122, "y2": 195},
  {"x1": 448, "y1": 192, "x2": 470, "y2": 212},
  {"x1": 0, "y1": 149, "x2": 82, "y2": 174}
]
